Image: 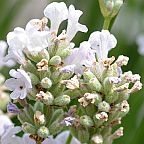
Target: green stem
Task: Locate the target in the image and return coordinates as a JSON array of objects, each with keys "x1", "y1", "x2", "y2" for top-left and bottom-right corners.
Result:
[
  {"x1": 66, "y1": 133, "x2": 72, "y2": 144},
  {"x1": 103, "y1": 17, "x2": 112, "y2": 30}
]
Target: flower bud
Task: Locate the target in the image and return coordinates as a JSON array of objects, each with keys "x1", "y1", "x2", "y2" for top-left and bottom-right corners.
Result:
[
  {"x1": 41, "y1": 77, "x2": 52, "y2": 89},
  {"x1": 83, "y1": 70, "x2": 96, "y2": 82},
  {"x1": 49, "y1": 55, "x2": 61, "y2": 65},
  {"x1": 111, "y1": 127, "x2": 123, "y2": 140},
  {"x1": 36, "y1": 91, "x2": 54, "y2": 105},
  {"x1": 98, "y1": 101, "x2": 111, "y2": 112},
  {"x1": 91, "y1": 134, "x2": 103, "y2": 144},
  {"x1": 37, "y1": 126, "x2": 49, "y2": 138},
  {"x1": 34, "y1": 111, "x2": 45, "y2": 125},
  {"x1": 7, "y1": 102, "x2": 20, "y2": 114},
  {"x1": 88, "y1": 78, "x2": 102, "y2": 92},
  {"x1": 99, "y1": 0, "x2": 123, "y2": 18},
  {"x1": 54, "y1": 95, "x2": 70, "y2": 106},
  {"x1": 58, "y1": 48, "x2": 72, "y2": 59},
  {"x1": 80, "y1": 115, "x2": 94, "y2": 127},
  {"x1": 36, "y1": 59, "x2": 48, "y2": 72},
  {"x1": 93, "y1": 112, "x2": 108, "y2": 127},
  {"x1": 22, "y1": 122, "x2": 36, "y2": 134},
  {"x1": 27, "y1": 72, "x2": 39, "y2": 85}
]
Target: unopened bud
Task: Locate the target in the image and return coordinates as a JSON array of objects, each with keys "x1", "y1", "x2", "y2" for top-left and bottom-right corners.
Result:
[
  {"x1": 41, "y1": 77, "x2": 52, "y2": 89},
  {"x1": 36, "y1": 59, "x2": 48, "y2": 71},
  {"x1": 93, "y1": 112, "x2": 108, "y2": 127},
  {"x1": 99, "y1": 0, "x2": 123, "y2": 18},
  {"x1": 111, "y1": 127, "x2": 123, "y2": 140},
  {"x1": 54, "y1": 95, "x2": 70, "y2": 106},
  {"x1": 34, "y1": 111, "x2": 45, "y2": 125},
  {"x1": 36, "y1": 91, "x2": 54, "y2": 105},
  {"x1": 116, "y1": 55, "x2": 129, "y2": 67},
  {"x1": 98, "y1": 101, "x2": 111, "y2": 112},
  {"x1": 83, "y1": 70, "x2": 96, "y2": 82},
  {"x1": 37, "y1": 126, "x2": 49, "y2": 138},
  {"x1": 91, "y1": 134, "x2": 103, "y2": 144},
  {"x1": 49, "y1": 55, "x2": 61, "y2": 65},
  {"x1": 88, "y1": 78, "x2": 102, "y2": 92},
  {"x1": 80, "y1": 115, "x2": 94, "y2": 127}
]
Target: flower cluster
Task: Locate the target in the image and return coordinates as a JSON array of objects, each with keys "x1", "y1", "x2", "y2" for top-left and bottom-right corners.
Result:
[{"x1": 1, "y1": 1, "x2": 142, "y2": 144}]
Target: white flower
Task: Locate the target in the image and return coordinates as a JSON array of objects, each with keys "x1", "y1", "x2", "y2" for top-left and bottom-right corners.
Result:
[
  {"x1": 25, "y1": 19, "x2": 50, "y2": 53},
  {"x1": 0, "y1": 125, "x2": 22, "y2": 144},
  {"x1": 5, "y1": 69, "x2": 32, "y2": 99},
  {"x1": 64, "y1": 41, "x2": 95, "y2": 74},
  {"x1": 4, "y1": 27, "x2": 27, "y2": 64},
  {"x1": 0, "y1": 41, "x2": 15, "y2": 67},
  {"x1": 88, "y1": 30, "x2": 117, "y2": 62},
  {"x1": 136, "y1": 35, "x2": 144, "y2": 55},
  {"x1": 43, "y1": 131, "x2": 80, "y2": 144},
  {"x1": 5, "y1": 19, "x2": 50, "y2": 64},
  {"x1": 0, "y1": 115, "x2": 12, "y2": 136},
  {"x1": 44, "y1": 2, "x2": 68, "y2": 33},
  {"x1": 66, "y1": 5, "x2": 88, "y2": 42}
]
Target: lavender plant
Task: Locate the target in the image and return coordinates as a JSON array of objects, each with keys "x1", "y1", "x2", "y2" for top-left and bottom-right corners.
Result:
[{"x1": 1, "y1": 1, "x2": 142, "y2": 144}]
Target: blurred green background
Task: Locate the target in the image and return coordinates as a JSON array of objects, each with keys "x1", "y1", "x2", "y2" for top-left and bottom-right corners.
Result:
[{"x1": 0, "y1": 0, "x2": 144, "y2": 143}]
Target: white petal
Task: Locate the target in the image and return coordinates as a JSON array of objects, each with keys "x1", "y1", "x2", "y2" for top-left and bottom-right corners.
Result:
[
  {"x1": 9, "y1": 69, "x2": 22, "y2": 78},
  {"x1": 44, "y1": 2, "x2": 68, "y2": 33},
  {"x1": 88, "y1": 30, "x2": 117, "y2": 61},
  {"x1": 10, "y1": 90, "x2": 20, "y2": 100},
  {"x1": 19, "y1": 88, "x2": 27, "y2": 99},
  {"x1": 66, "y1": 5, "x2": 88, "y2": 41},
  {"x1": 17, "y1": 69, "x2": 32, "y2": 89},
  {"x1": 4, "y1": 78, "x2": 19, "y2": 91},
  {"x1": 0, "y1": 115, "x2": 12, "y2": 136}
]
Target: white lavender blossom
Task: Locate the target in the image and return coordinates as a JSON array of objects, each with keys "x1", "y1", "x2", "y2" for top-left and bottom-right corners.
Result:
[{"x1": 5, "y1": 69, "x2": 32, "y2": 99}]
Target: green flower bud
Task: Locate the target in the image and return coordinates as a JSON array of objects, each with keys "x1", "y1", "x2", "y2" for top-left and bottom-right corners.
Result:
[
  {"x1": 37, "y1": 126, "x2": 49, "y2": 138},
  {"x1": 49, "y1": 120, "x2": 63, "y2": 135},
  {"x1": 27, "y1": 72, "x2": 39, "y2": 85},
  {"x1": 80, "y1": 115, "x2": 94, "y2": 127},
  {"x1": 83, "y1": 70, "x2": 96, "y2": 82},
  {"x1": 58, "y1": 48, "x2": 72, "y2": 59},
  {"x1": 98, "y1": 0, "x2": 123, "y2": 18},
  {"x1": 54, "y1": 95, "x2": 70, "y2": 106},
  {"x1": 98, "y1": 101, "x2": 111, "y2": 112},
  {"x1": 78, "y1": 128, "x2": 89, "y2": 143},
  {"x1": 26, "y1": 49, "x2": 50, "y2": 63},
  {"x1": 49, "y1": 55, "x2": 61, "y2": 66},
  {"x1": 41, "y1": 77, "x2": 52, "y2": 89},
  {"x1": 22, "y1": 122, "x2": 36, "y2": 134},
  {"x1": 88, "y1": 78, "x2": 102, "y2": 92}
]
